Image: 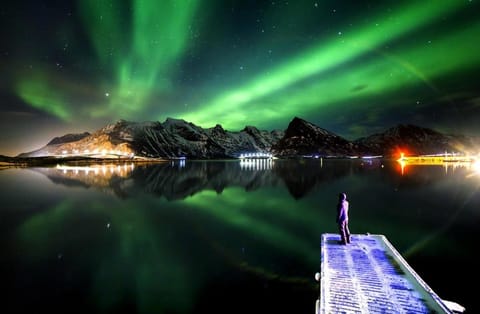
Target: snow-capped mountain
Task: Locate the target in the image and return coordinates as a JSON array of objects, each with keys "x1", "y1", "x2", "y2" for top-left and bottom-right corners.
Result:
[
  {"x1": 16, "y1": 117, "x2": 479, "y2": 159},
  {"x1": 18, "y1": 118, "x2": 284, "y2": 159}
]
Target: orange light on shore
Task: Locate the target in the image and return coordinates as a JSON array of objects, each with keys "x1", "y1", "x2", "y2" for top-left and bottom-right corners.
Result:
[
  {"x1": 396, "y1": 151, "x2": 409, "y2": 175},
  {"x1": 396, "y1": 147, "x2": 412, "y2": 160}
]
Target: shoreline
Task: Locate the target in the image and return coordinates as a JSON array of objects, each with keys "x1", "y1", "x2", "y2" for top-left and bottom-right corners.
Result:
[{"x1": 0, "y1": 156, "x2": 169, "y2": 168}]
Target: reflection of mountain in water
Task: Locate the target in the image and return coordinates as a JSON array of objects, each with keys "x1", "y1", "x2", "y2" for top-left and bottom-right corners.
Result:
[
  {"x1": 32, "y1": 163, "x2": 136, "y2": 198},
  {"x1": 33, "y1": 160, "x2": 386, "y2": 200},
  {"x1": 275, "y1": 160, "x2": 355, "y2": 199},
  {"x1": 131, "y1": 160, "x2": 281, "y2": 200}
]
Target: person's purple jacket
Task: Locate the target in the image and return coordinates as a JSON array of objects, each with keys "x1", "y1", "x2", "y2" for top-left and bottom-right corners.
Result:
[{"x1": 336, "y1": 193, "x2": 349, "y2": 223}]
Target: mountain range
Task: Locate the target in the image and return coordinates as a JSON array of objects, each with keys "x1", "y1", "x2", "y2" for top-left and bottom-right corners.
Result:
[{"x1": 17, "y1": 117, "x2": 480, "y2": 159}]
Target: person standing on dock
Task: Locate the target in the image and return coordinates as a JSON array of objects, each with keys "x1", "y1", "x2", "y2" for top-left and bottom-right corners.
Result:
[{"x1": 336, "y1": 192, "x2": 351, "y2": 245}]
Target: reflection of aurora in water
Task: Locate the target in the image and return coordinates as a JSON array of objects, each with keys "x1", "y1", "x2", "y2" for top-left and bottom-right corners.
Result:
[
  {"x1": 1, "y1": 159, "x2": 479, "y2": 313},
  {"x1": 12, "y1": 179, "x2": 323, "y2": 313}
]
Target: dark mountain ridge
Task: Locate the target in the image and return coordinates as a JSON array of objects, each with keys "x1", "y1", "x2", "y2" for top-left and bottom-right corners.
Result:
[
  {"x1": 355, "y1": 124, "x2": 480, "y2": 156},
  {"x1": 272, "y1": 117, "x2": 368, "y2": 157},
  {"x1": 17, "y1": 117, "x2": 480, "y2": 159},
  {"x1": 47, "y1": 132, "x2": 91, "y2": 145}
]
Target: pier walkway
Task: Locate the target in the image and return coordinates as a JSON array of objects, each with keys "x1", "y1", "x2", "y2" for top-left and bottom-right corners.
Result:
[{"x1": 316, "y1": 233, "x2": 462, "y2": 314}]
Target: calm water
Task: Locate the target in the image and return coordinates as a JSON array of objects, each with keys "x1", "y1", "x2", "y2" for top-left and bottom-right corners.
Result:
[{"x1": 0, "y1": 159, "x2": 478, "y2": 314}]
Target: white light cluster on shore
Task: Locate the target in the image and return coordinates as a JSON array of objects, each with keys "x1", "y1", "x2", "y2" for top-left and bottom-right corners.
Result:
[
  {"x1": 239, "y1": 152, "x2": 274, "y2": 159},
  {"x1": 57, "y1": 148, "x2": 135, "y2": 158}
]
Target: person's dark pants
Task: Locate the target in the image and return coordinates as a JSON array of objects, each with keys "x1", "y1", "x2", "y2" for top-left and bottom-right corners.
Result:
[{"x1": 338, "y1": 220, "x2": 351, "y2": 244}]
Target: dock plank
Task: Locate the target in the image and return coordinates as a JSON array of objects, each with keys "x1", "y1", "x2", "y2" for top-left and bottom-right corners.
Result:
[{"x1": 317, "y1": 233, "x2": 452, "y2": 314}]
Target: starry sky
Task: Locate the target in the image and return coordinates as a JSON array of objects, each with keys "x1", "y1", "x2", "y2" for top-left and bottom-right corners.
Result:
[{"x1": 1, "y1": 0, "x2": 480, "y2": 156}]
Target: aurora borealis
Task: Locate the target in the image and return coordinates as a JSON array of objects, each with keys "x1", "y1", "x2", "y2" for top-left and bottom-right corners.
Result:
[{"x1": 1, "y1": 0, "x2": 480, "y2": 156}]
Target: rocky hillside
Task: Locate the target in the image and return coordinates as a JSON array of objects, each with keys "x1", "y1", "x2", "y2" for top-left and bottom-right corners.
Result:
[
  {"x1": 355, "y1": 124, "x2": 480, "y2": 156},
  {"x1": 271, "y1": 117, "x2": 368, "y2": 157},
  {"x1": 18, "y1": 118, "x2": 284, "y2": 159},
  {"x1": 17, "y1": 117, "x2": 479, "y2": 159}
]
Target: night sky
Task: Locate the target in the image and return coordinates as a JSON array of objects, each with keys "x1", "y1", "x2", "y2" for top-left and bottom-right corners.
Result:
[{"x1": 1, "y1": 0, "x2": 480, "y2": 156}]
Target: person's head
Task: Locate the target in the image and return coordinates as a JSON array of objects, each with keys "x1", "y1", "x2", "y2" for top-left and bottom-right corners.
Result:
[{"x1": 339, "y1": 192, "x2": 347, "y2": 201}]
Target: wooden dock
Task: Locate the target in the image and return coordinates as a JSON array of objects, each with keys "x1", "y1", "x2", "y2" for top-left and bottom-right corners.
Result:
[{"x1": 315, "y1": 233, "x2": 463, "y2": 314}]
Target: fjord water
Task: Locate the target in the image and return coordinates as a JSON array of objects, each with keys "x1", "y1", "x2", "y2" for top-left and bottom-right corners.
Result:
[{"x1": 0, "y1": 159, "x2": 478, "y2": 314}]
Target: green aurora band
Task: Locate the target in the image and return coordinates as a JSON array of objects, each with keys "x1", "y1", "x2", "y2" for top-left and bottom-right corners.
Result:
[
  {"x1": 78, "y1": 0, "x2": 200, "y2": 117},
  {"x1": 12, "y1": 1, "x2": 480, "y2": 133},
  {"x1": 180, "y1": 1, "x2": 476, "y2": 129},
  {"x1": 16, "y1": 71, "x2": 71, "y2": 120}
]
